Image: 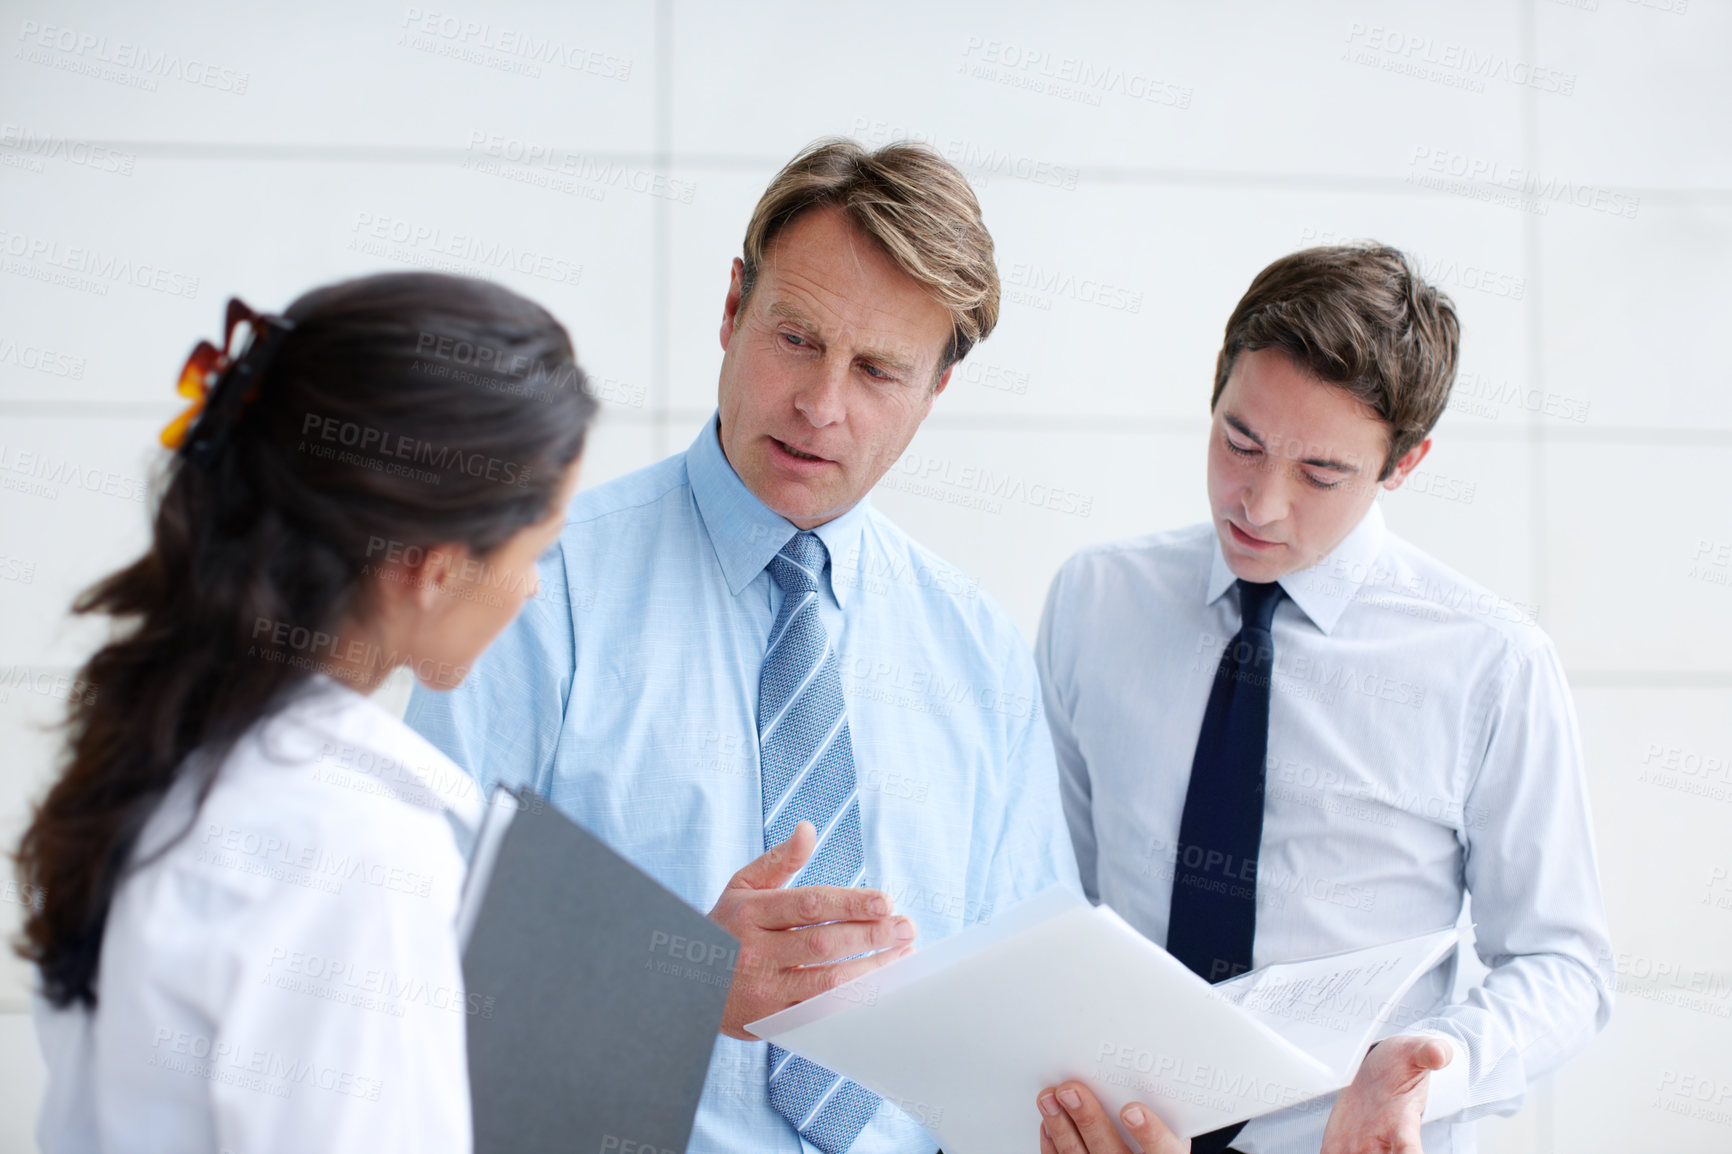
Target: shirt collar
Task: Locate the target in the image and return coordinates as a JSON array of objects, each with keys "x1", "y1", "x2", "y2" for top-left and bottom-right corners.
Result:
[
  {"x1": 1205, "y1": 502, "x2": 1388, "y2": 636},
  {"x1": 685, "y1": 411, "x2": 872, "y2": 608}
]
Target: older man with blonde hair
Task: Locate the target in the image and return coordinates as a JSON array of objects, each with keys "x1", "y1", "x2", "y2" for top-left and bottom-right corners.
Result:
[{"x1": 409, "y1": 138, "x2": 1085, "y2": 1154}]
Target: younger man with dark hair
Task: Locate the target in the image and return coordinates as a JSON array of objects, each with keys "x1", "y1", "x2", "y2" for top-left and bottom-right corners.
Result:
[{"x1": 1033, "y1": 245, "x2": 1612, "y2": 1154}]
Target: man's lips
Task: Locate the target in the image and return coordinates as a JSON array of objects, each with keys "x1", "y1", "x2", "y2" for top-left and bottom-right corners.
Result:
[
  {"x1": 1227, "y1": 520, "x2": 1282, "y2": 550},
  {"x1": 769, "y1": 437, "x2": 834, "y2": 465}
]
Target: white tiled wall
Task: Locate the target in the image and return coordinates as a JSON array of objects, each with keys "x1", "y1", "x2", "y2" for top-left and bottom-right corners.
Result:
[{"x1": 2, "y1": 1, "x2": 1727, "y2": 1150}]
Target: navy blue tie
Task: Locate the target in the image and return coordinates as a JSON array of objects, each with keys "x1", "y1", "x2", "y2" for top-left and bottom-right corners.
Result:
[{"x1": 1167, "y1": 578, "x2": 1283, "y2": 1154}]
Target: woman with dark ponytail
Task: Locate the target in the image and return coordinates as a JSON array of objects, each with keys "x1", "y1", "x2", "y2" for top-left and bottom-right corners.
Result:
[{"x1": 15, "y1": 272, "x2": 596, "y2": 1152}]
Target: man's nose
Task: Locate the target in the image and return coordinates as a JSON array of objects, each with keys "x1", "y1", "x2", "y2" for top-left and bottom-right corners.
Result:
[
  {"x1": 1241, "y1": 474, "x2": 1288, "y2": 528},
  {"x1": 793, "y1": 360, "x2": 848, "y2": 427}
]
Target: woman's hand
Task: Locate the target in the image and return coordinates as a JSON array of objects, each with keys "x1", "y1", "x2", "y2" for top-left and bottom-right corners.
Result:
[{"x1": 1036, "y1": 1080, "x2": 1190, "y2": 1154}]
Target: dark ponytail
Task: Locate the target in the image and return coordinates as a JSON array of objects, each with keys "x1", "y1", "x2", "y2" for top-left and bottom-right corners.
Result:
[{"x1": 14, "y1": 272, "x2": 597, "y2": 1009}]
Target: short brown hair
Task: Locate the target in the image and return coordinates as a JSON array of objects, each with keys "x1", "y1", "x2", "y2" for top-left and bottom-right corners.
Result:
[
  {"x1": 1213, "y1": 244, "x2": 1459, "y2": 480},
  {"x1": 739, "y1": 137, "x2": 1000, "y2": 372}
]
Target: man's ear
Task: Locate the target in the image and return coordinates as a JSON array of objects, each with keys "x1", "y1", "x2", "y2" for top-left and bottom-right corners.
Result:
[
  {"x1": 931, "y1": 360, "x2": 955, "y2": 400},
  {"x1": 720, "y1": 258, "x2": 746, "y2": 352},
  {"x1": 1380, "y1": 437, "x2": 1433, "y2": 492}
]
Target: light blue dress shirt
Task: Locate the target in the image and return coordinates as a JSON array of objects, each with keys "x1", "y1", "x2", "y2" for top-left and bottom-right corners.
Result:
[
  {"x1": 1036, "y1": 503, "x2": 1613, "y2": 1154},
  {"x1": 408, "y1": 413, "x2": 1079, "y2": 1154}
]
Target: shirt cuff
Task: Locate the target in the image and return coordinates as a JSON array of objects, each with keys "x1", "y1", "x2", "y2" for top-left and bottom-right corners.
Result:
[{"x1": 1417, "y1": 1032, "x2": 1469, "y2": 1122}]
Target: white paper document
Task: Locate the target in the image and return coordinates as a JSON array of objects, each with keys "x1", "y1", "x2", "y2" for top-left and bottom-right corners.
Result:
[{"x1": 747, "y1": 888, "x2": 1458, "y2": 1153}]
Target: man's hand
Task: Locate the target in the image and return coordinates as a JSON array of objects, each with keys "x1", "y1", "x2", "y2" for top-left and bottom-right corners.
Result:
[
  {"x1": 709, "y1": 820, "x2": 917, "y2": 1039},
  {"x1": 1036, "y1": 1080, "x2": 1188, "y2": 1154},
  {"x1": 1322, "y1": 1035, "x2": 1454, "y2": 1154}
]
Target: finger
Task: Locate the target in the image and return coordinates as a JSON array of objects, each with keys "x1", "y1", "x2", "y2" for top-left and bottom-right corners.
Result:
[
  {"x1": 781, "y1": 915, "x2": 916, "y2": 965},
  {"x1": 788, "y1": 942, "x2": 915, "y2": 1002},
  {"x1": 749, "y1": 883, "x2": 895, "y2": 930},
  {"x1": 1413, "y1": 1037, "x2": 1453, "y2": 1071},
  {"x1": 1040, "y1": 1113, "x2": 1061, "y2": 1154},
  {"x1": 1056, "y1": 1081, "x2": 1130, "y2": 1153},
  {"x1": 1119, "y1": 1101, "x2": 1189, "y2": 1154},
  {"x1": 1037, "y1": 1088, "x2": 1091, "y2": 1154},
  {"x1": 727, "y1": 821, "x2": 817, "y2": 892}
]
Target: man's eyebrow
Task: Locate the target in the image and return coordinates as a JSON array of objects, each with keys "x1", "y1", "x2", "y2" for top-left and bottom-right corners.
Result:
[
  {"x1": 767, "y1": 300, "x2": 820, "y2": 330},
  {"x1": 1298, "y1": 449, "x2": 1360, "y2": 474},
  {"x1": 1223, "y1": 413, "x2": 1265, "y2": 449},
  {"x1": 1224, "y1": 412, "x2": 1361, "y2": 474},
  {"x1": 856, "y1": 344, "x2": 918, "y2": 377}
]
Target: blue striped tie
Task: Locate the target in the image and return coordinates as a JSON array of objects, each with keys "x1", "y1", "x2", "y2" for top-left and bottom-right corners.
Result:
[{"x1": 760, "y1": 532, "x2": 880, "y2": 1153}]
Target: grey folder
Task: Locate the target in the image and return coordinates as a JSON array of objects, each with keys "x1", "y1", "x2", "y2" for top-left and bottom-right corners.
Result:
[{"x1": 457, "y1": 786, "x2": 737, "y2": 1154}]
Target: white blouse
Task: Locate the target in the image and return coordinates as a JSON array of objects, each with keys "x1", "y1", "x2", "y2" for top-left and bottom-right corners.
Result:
[{"x1": 33, "y1": 674, "x2": 485, "y2": 1153}]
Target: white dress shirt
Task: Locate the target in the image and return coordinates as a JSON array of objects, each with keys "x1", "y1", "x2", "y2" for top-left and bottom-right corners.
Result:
[
  {"x1": 1036, "y1": 503, "x2": 1613, "y2": 1154},
  {"x1": 34, "y1": 674, "x2": 483, "y2": 1154}
]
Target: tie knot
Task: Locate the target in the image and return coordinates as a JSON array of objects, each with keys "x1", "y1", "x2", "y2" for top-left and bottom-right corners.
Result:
[
  {"x1": 1236, "y1": 579, "x2": 1284, "y2": 634},
  {"x1": 768, "y1": 531, "x2": 828, "y2": 596}
]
